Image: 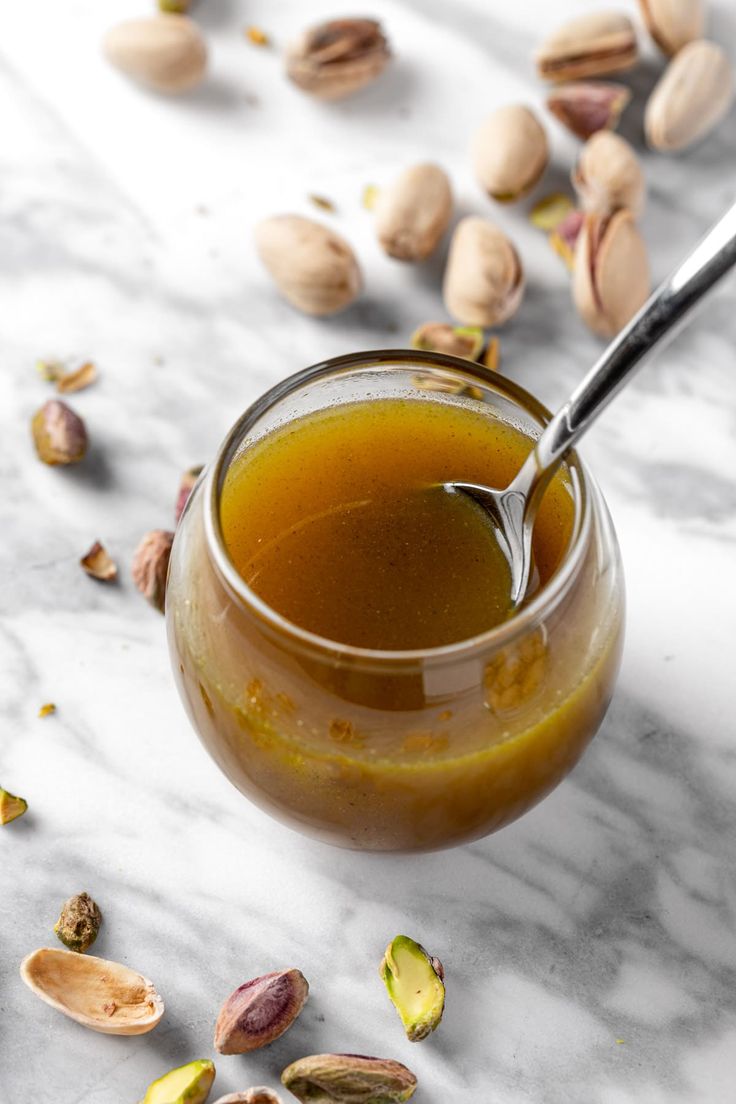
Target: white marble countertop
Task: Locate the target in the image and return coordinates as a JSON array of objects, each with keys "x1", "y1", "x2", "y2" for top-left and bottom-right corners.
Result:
[{"x1": 3, "y1": 1, "x2": 736, "y2": 1101}]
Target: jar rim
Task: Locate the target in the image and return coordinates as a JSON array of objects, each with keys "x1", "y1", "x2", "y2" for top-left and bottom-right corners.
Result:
[{"x1": 204, "y1": 350, "x2": 593, "y2": 666}]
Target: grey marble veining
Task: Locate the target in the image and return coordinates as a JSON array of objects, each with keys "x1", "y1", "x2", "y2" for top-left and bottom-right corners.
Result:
[{"x1": 2, "y1": 1, "x2": 736, "y2": 1101}]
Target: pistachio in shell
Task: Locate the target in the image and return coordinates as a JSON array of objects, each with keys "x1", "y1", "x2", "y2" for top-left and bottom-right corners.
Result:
[
  {"x1": 410, "y1": 322, "x2": 484, "y2": 360},
  {"x1": 547, "y1": 82, "x2": 631, "y2": 140},
  {"x1": 214, "y1": 969, "x2": 309, "y2": 1054},
  {"x1": 638, "y1": 0, "x2": 705, "y2": 57},
  {"x1": 536, "y1": 12, "x2": 638, "y2": 82},
  {"x1": 572, "y1": 210, "x2": 650, "y2": 338},
  {"x1": 281, "y1": 1054, "x2": 417, "y2": 1104},
  {"x1": 443, "y1": 216, "x2": 524, "y2": 328},
  {"x1": 379, "y1": 935, "x2": 445, "y2": 1042},
  {"x1": 645, "y1": 40, "x2": 734, "y2": 153},
  {"x1": 472, "y1": 105, "x2": 548, "y2": 203},
  {"x1": 572, "y1": 131, "x2": 645, "y2": 218},
  {"x1": 142, "y1": 1060, "x2": 216, "y2": 1104},
  {"x1": 255, "y1": 216, "x2": 362, "y2": 316},
  {"x1": 103, "y1": 15, "x2": 207, "y2": 94},
  {"x1": 286, "y1": 19, "x2": 390, "y2": 101},
  {"x1": 374, "y1": 163, "x2": 452, "y2": 261}
]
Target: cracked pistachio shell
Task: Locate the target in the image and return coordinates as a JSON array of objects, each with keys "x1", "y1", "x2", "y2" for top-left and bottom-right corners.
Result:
[
  {"x1": 281, "y1": 1054, "x2": 417, "y2": 1104},
  {"x1": 443, "y1": 216, "x2": 524, "y2": 327},
  {"x1": 255, "y1": 216, "x2": 361, "y2": 316},
  {"x1": 142, "y1": 1060, "x2": 216, "y2": 1104},
  {"x1": 212, "y1": 1093, "x2": 282, "y2": 1104},
  {"x1": 214, "y1": 969, "x2": 308, "y2": 1054},
  {"x1": 572, "y1": 131, "x2": 645, "y2": 217},
  {"x1": 374, "y1": 163, "x2": 452, "y2": 261},
  {"x1": 638, "y1": 0, "x2": 705, "y2": 56},
  {"x1": 645, "y1": 40, "x2": 734, "y2": 152},
  {"x1": 379, "y1": 935, "x2": 445, "y2": 1042},
  {"x1": 547, "y1": 82, "x2": 631, "y2": 140},
  {"x1": 472, "y1": 105, "x2": 549, "y2": 202},
  {"x1": 536, "y1": 12, "x2": 638, "y2": 82},
  {"x1": 103, "y1": 15, "x2": 207, "y2": 94},
  {"x1": 573, "y1": 210, "x2": 650, "y2": 338},
  {"x1": 286, "y1": 19, "x2": 390, "y2": 101}
]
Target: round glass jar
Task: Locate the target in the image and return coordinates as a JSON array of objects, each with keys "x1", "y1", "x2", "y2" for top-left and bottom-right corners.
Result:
[{"x1": 167, "y1": 351, "x2": 624, "y2": 852}]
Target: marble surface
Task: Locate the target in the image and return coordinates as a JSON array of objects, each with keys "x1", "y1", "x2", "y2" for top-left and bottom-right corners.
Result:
[{"x1": 2, "y1": 0, "x2": 736, "y2": 1100}]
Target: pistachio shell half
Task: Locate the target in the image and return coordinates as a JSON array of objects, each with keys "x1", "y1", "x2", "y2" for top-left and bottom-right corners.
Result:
[
  {"x1": 443, "y1": 216, "x2": 524, "y2": 328},
  {"x1": 20, "y1": 947, "x2": 164, "y2": 1035},
  {"x1": 572, "y1": 131, "x2": 645, "y2": 217},
  {"x1": 573, "y1": 210, "x2": 650, "y2": 338},
  {"x1": 536, "y1": 12, "x2": 638, "y2": 82},
  {"x1": 638, "y1": 0, "x2": 705, "y2": 57},
  {"x1": 547, "y1": 82, "x2": 631, "y2": 140},
  {"x1": 374, "y1": 163, "x2": 453, "y2": 261},
  {"x1": 472, "y1": 105, "x2": 549, "y2": 202},
  {"x1": 255, "y1": 216, "x2": 362, "y2": 316},
  {"x1": 645, "y1": 40, "x2": 734, "y2": 152}
]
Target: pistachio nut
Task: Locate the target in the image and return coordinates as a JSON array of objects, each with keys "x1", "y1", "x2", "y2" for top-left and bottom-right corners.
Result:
[
  {"x1": 638, "y1": 0, "x2": 705, "y2": 56},
  {"x1": 214, "y1": 969, "x2": 309, "y2": 1054},
  {"x1": 536, "y1": 12, "x2": 638, "y2": 82},
  {"x1": 31, "y1": 399, "x2": 88, "y2": 466},
  {"x1": 443, "y1": 216, "x2": 524, "y2": 328},
  {"x1": 380, "y1": 935, "x2": 445, "y2": 1042},
  {"x1": 255, "y1": 215, "x2": 362, "y2": 316},
  {"x1": 573, "y1": 210, "x2": 651, "y2": 338},
  {"x1": 547, "y1": 81, "x2": 631, "y2": 140},
  {"x1": 103, "y1": 15, "x2": 207, "y2": 94},
  {"x1": 281, "y1": 1054, "x2": 417, "y2": 1104},
  {"x1": 213, "y1": 1093, "x2": 283, "y2": 1104},
  {"x1": 142, "y1": 1060, "x2": 215, "y2": 1104},
  {"x1": 572, "y1": 131, "x2": 645, "y2": 217},
  {"x1": 549, "y1": 209, "x2": 585, "y2": 270},
  {"x1": 645, "y1": 40, "x2": 734, "y2": 152},
  {"x1": 374, "y1": 163, "x2": 452, "y2": 261},
  {"x1": 54, "y1": 892, "x2": 102, "y2": 953},
  {"x1": 0, "y1": 786, "x2": 27, "y2": 826},
  {"x1": 410, "y1": 322, "x2": 484, "y2": 360},
  {"x1": 472, "y1": 105, "x2": 548, "y2": 202},
  {"x1": 286, "y1": 19, "x2": 390, "y2": 101},
  {"x1": 132, "y1": 530, "x2": 174, "y2": 613}
]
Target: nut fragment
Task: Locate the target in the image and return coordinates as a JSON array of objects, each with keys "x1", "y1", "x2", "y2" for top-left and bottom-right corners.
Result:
[
  {"x1": 103, "y1": 15, "x2": 207, "y2": 94},
  {"x1": 175, "y1": 465, "x2": 204, "y2": 523},
  {"x1": 215, "y1": 969, "x2": 309, "y2": 1055},
  {"x1": 573, "y1": 131, "x2": 645, "y2": 218},
  {"x1": 132, "y1": 530, "x2": 175, "y2": 613},
  {"x1": 645, "y1": 40, "x2": 734, "y2": 152},
  {"x1": 0, "y1": 787, "x2": 28, "y2": 826},
  {"x1": 54, "y1": 892, "x2": 102, "y2": 953},
  {"x1": 374, "y1": 163, "x2": 452, "y2": 261},
  {"x1": 80, "y1": 541, "x2": 118, "y2": 582},
  {"x1": 281, "y1": 1054, "x2": 417, "y2": 1104},
  {"x1": 472, "y1": 105, "x2": 549, "y2": 202},
  {"x1": 246, "y1": 26, "x2": 270, "y2": 47},
  {"x1": 411, "y1": 322, "x2": 483, "y2": 360},
  {"x1": 31, "y1": 399, "x2": 88, "y2": 466},
  {"x1": 536, "y1": 12, "x2": 638, "y2": 82},
  {"x1": 286, "y1": 19, "x2": 390, "y2": 100},
  {"x1": 550, "y1": 209, "x2": 585, "y2": 269},
  {"x1": 547, "y1": 82, "x2": 631, "y2": 140},
  {"x1": 573, "y1": 210, "x2": 650, "y2": 338},
  {"x1": 380, "y1": 935, "x2": 445, "y2": 1042},
  {"x1": 57, "y1": 361, "x2": 97, "y2": 394},
  {"x1": 38, "y1": 702, "x2": 56, "y2": 718},
  {"x1": 638, "y1": 0, "x2": 705, "y2": 56},
  {"x1": 213, "y1": 1091, "x2": 283, "y2": 1104},
  {"x1": 142, "y1": 1060, "x2": 216, "y2": 1104},
  {"x1": 443, "y1": 216, "x2": 524, "y2": 327},
  {"x1": 255, "y1": 216, "x2": 362, "y2": 316},
  {"x1": 159, "y1": 0, "x2": 191, "y2": 11},
  {"x1": 530, "y1": 193, "x2": 575, "y2": 232}
]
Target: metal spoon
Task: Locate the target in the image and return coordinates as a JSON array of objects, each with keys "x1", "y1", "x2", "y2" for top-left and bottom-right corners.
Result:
[{"x1": 446, "y1": 200, "x2": 736, "y2": 606}]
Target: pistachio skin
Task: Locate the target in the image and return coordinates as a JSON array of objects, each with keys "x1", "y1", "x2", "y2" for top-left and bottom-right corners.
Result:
[
  {"x1": 472, "y1": 105, "x2": 548, "y2": 202},
  {"x1": 281, "y1": 1054, "x2": 417, "y2": 1104},
  {"x1": 536, "y1": 12, "x2": 638, "y2": 82},
  {"x1": 103, "y1": 15, "x2": 207, "y2": 94},
  {"x1": 639, "y1": 0, "x2": 705, "y2": 57},
  {"x1": 374, "y1": 163, "x2": 452, "y2": 261},
  {"x1": 573, "y1": 131, "x2": 645, "y2": 218},
  {"x1": 645, "y1": 40, "x2": 734, "y2": 153},
  {"x1": 547, "y1": 82, "x2": 631, "y2": 140},
  {"x1": 286, "y1": 19, "x2": 390, "y2": 100},
  {"x1": 255, "y1": 216, "x2": 362, "y2": 316},
  {"x1": 214, "y1": 969, "x2": 309, "y2": 1055},
  {"x1": 443, "y1": 216, "x2": 524, "y2": 328},
  {"x1": 573, "y1": 210, "x2": 650, "y2": 338}
]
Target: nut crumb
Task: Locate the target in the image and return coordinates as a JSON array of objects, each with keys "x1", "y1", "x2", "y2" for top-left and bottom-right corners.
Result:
[
  {"x1": 246, "y1": 25, "x2": 270, "y2": 46},
  {"x1": 38, "y1": 703, "x2": 56, "y2": 718}
]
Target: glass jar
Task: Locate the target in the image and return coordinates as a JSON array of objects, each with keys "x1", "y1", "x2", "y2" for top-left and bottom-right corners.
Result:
[{"x1": 167, "y1": 351, "x2": 624, "y2": 851}]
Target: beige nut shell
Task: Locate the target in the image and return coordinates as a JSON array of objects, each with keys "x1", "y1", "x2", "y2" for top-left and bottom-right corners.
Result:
[
  {"x1": 573, "y1": 131, "x2": 645, "y2": 217},
  {"x1": 536, "y1": 12, "x2": 638, "y2": 82},
  {"x1": 374, "y1": 163, "x2": 453, "y2": 261},
  {"x1": 573, "y1": 211, "x2": 650, "y2": 338},
  {"x1": 472, "y1": 105, "x2": 549, "y2": 202},
  {"x1": 645, "y1": 40, "x2": 734, "y2": 152},
  {"x1": 103, "y1": 15, "x2": 207, "y2": 94},
  {"x1": 639, "y1": 0, "x2": 705, "y2": 56},
  {"x1": 255, "y1": 216, "x2": 362, "y2": 316},
  {"x1": 443, "y1": 216, "x2": 524, "y2": 327}
]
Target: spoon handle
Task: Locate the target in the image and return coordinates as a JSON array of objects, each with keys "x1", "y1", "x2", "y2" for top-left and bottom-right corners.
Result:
[{"x1": 527, "y1": 199, "x2": 736, "y2": 477}]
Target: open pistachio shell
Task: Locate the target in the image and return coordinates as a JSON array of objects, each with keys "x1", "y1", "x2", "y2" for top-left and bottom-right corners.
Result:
[
  {"x1": 573, "y1": 210, "x2": 650, "y2": 338},
  {"x1": 374, "y1": 163, "x2": 452, "y2": 261},
  {"x1": 536, "y1": 12, "x2": 638, "y2": 82},
  {"x1": 380, "y1": 935, "x2": 445, "y2": 1042},
  {"x1": 572, "y1": 131, "x2": 645, "y2": 217},
  {"x1": 443, "y1": 216, "x2": 524, "y2": 327},
  {"x1": 142, "y1": 1059, "x2": 215, "y2": 1104},
  {"x1": 20, "y1": 947, "x2": 164, "y2": 1035},
  {"x1": 472, "y1": 105, "x2": 548, "y2": 202},
  {"x1": 645, "y1": 40, "x2": 734, "y2": 153},
  {"x1": 638, "y1": 0, "x2": 705, "y2": 57}
]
